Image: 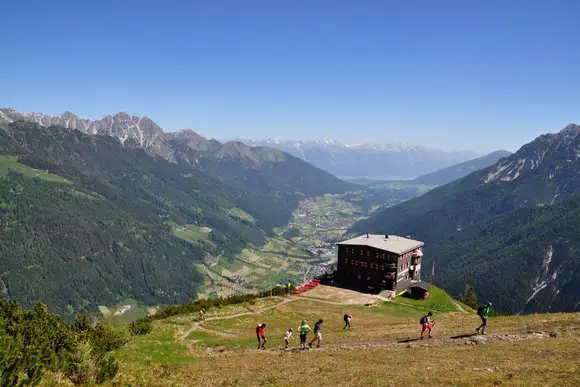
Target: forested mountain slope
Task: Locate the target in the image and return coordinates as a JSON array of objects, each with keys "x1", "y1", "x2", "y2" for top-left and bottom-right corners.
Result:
[
  {"x1": 1, "y1": 109, "x2": 359, "y2": 224},
  {"x1": 411, "y1": 150, "x2": 511, "y2": 185},
  {"x1": 431, "y1": 193, "x2": 580, "y2": 314},
  {"x1": 349, "y1": 124, "x2": 580, "y2": 314},
  {"x1": 0, "y1": 122, "x2": 301, "y2": 316},
  {"x1": 167, "y1": 132, "x2": 359, "y2": 222}
]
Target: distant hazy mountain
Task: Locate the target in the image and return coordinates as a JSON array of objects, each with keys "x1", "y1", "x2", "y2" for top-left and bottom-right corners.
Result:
[
  {"x1": 234, "y1": 138, "x2": 483, "y2": 180},
  {"x1": 411, "y1": 150, "x2": 512, "y2": 185},
  {"x1": 350, "y1": 123, "x2": 580, "y2": 314}
]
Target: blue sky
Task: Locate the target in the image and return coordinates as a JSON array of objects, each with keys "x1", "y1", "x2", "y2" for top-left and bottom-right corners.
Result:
[{"x1": 1, "y1": 0, "x2": 578, "y2": 152}]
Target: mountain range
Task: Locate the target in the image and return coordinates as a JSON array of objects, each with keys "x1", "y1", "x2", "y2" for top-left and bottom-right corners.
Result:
[
  {"x1": 236, "y1": 137, "x2": 483, "y2": 180},
  {"x1": 0, "y1": 109, "x2": 358, "y2": 224},
  {"x1": 0, "y1": 110, "x2": 361, "y2": 316},
  {"x1": 4, "y1": 108, "x2": 578, "y2": 316},
  {"x1": 350, "y1": 123, "x2": 580, "y2": 314}
]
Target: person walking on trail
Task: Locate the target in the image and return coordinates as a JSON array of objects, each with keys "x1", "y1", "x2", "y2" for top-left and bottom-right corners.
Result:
[
  {"x1": 420, "y1": 311, "x2": 434, "y2": 339},
  {"x1": 199, "y1": 309, "x2": 206, "y2": 321},
  {"x1": 343, "y1": 313, "x2": 352, "y2": 329},
  {"x1": 283, "y1": 328, "x2": 293, "y2": 349},
  {"x1": 476, "y1": 302, "x2": 492, "y2": 335},
  {"x1": 309, "y1": 319, "x2": 324, "y2": 348},
  {"x1": 256, "y1": 323, "x2": 267, "y2": 350},
  {"x1": 298, "y1": 320, "x2": 311, "y2": 350}
]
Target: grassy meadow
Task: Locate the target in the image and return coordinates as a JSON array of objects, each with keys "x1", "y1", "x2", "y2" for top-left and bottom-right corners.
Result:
[{"x1": 73, "y1": 285, "x2": 580, "y2": 386}]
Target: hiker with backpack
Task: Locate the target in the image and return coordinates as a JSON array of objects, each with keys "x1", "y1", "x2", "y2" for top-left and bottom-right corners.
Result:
[
  {"x1": 256, "y1": 322, "x2": 267, "y2": 350},
  {"x1": 309, "y1": 319, "x2": 324, "y2": 348},
  {"x1": 343, "y1": 313, "x2": 352, "y2": 329},
  {"x1": 298, "y1": 320, "x2": 311, "y2": 350},
  {"x1": 420, "y1": 311, "x2": 434, "y2": 339},
  {"x1": 476, "y1": 302, "x2": 492, "y2": 335}
]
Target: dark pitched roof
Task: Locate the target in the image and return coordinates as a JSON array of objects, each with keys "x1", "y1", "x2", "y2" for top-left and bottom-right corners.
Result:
[{"x1": 409, "y1": 281, "x2": 430, "y2": 291}]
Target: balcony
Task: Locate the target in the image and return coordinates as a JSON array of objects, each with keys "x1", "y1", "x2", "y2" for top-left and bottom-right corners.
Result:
[
  {"x1": 411, "y1": 250, "x2": 423, "y2": 258},
  {"x1": 385, "y1": 263, "x2": 397, "y2": 271}
]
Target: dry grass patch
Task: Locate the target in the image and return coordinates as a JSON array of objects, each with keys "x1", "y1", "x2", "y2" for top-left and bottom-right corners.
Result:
[{"x1": 109, "y1": 335, "x2": 580, "y2": 386}]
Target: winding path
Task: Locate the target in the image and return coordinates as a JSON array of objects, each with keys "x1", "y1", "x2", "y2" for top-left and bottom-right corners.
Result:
[{"x1": 178, "y1": 297, "x2": 294, "y2": 341}]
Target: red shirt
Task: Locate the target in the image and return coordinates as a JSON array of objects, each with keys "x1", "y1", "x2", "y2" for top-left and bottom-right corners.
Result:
[{"x1": 257, "y1": 326, "x2": 265, "y2": 336}]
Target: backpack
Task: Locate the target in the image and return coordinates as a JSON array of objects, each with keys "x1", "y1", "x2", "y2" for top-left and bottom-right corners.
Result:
[
  {"x1": 419, "y1": 315, "x2": 428, "y2": 325},
  {"x1": 477, "y1": 306, "x2": 485, "y2": 316}
]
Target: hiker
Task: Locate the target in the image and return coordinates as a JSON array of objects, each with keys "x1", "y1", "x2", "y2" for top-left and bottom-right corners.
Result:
[
  {"x1": 284, "y1": 328, "x2": 293, "y2": 349},
  {"x1": 420, "y1": 311, "x2": 434, "y2": 339},
  {"x1": 199, "y1": 309, "x2": 206, "y2": 321},
  {"x1": 476, "y1": 302, "x2": 492, "y2": 335},
  {"x1": 298, "y1": 320, "x2": 311, "y2": 350},
  {"x1": 256, "y1": 323, "x2": 267, "y2": 350},
  {"x1": 343, "y1": 313, "x2": 352, "y2": 329},
  {"x1": 309, "y1": 319, "x2": 324, "y2": 348}
]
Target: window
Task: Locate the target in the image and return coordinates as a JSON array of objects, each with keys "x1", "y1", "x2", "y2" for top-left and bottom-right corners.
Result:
[
  {"x1": 366, "y1": 276, "x2": 371, "y2": 281},
  {"x1": 360, "y1": 249, "x2": 363, "y2": 256},
  {"x1": 367, "y1": 251, "x2": 370, "y2": 257},
  {"x1": 376, "y1": 252, "x2": 379, "y2": 258},
  {"x1": 380, "y1": 265, "x2": 384, "y2": 270}
]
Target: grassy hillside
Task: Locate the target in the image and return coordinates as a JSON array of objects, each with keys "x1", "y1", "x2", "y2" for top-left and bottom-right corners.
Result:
[{"x1": 75, "y1": 285, "x2": 580, "y2": 386}]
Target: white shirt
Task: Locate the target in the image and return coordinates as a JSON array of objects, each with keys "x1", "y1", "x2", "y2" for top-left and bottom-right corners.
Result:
[{"x1": 284, "y1": 331, "x2": 292, "y2": 340}]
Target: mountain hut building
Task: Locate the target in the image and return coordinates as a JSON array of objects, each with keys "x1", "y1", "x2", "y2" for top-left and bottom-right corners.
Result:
[{"x1": 336, "y1": 234, "x2": 424, "y2": 293}]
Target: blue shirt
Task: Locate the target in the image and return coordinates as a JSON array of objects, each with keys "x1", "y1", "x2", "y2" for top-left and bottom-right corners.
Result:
[{"x1": 314, "y1": 321, "x2": 322, "y2": 333}]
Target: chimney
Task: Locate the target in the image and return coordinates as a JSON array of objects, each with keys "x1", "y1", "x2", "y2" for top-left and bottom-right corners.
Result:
[
  {"x1": 384, "y1": 234, "x2": 388, "y2": 239},
  {"x1": 406, "y1": 235, "x2": 411, "y2": 239},
  {"x1": 366, "y1": 233, "x2": 369, "y2": 238}
]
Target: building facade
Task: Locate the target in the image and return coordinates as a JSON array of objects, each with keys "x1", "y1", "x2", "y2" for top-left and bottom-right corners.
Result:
[{"x1": 336, "y1": 234, "x2": 424, "y2": 293}]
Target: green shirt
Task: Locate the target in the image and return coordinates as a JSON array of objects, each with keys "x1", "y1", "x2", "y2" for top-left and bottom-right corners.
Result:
[
  {"x1": 299, "y1": 324, "x2": 310, "y2": 334},
  {"x1": 482, "y1": 305, "x2": 490, "y2": 317}
]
